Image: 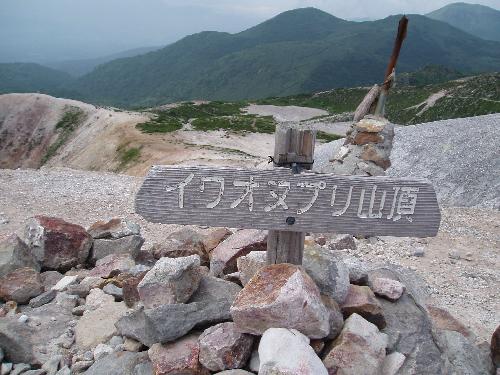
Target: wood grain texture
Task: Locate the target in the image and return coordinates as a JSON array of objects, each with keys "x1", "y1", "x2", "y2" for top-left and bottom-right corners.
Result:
[
  {"x1": 135, "y1": 165, "x2": 441, "y2": 237},
  {"x1": 267, "y1": 124, "x2": 315, "y2": 265}
]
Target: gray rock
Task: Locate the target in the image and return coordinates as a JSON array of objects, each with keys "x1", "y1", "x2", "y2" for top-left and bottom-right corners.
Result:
[
  {"x1": 10, "y1": 363, "x2": 31, "y2": 375},
  {"x1": 0, "y1": 347, "x2": 3, "y2": 363},
  {"x1": 117, "y1": 298, "x2": 236, "y2": 346},
  {"x1": 410, "y1": 247, "x2": 425, "y2": 257},
  {"x1": 40, "y1": 271, "x2": 64, "y2": 291},
  {"x1": 87, "y1": 218, "x2": 140, "y2": 240},
  {"x1": 42, "y1": 355, "x2": 62, "y2": 375},
  {"x1": 132, "y1": 361, "x2": 152, "y2": 375},
  {"x1": 150, "y1": 227, "x2": 210, "y2": 265},
  {"x1": 0, "y1": 234, "x2": 40, "y2": 277},
  {"x1": 214, "y1": 371, "x2": 254, "y2": 375},
  {"x1": 103, "y1": 284, "x2": 123, "y2": 300},
  {"x1": 259, "y1": 328, "x2": 327, "y2": 375},
  {"x1": 381, "y1": 352, "x2": 406, "y2": 375},
  {"x1": 188, "y1": 275, "x2": 242, "y2": 316},
  {"x1": 303, "y1": 245, "x2": 350, "y2": 304},
  {"x1": 107, "y1": 335, "x2": 124, "y2": 348},
  {"x1": 434, "y1": 330, "x2": 494, "y2": 375},
  {"x1": 29, "y1": 290, "x2": 57, "y2": 308},
  {"x1": 137, "y1": 255, "x2": 202, "y2": 308},
  {"x1": 90, "y1": 235, "x2": 144, "y2": 263},
  {"x1": 54, "y1": 367, "x2": 70, "y2": 375},
  {"x1": 199, "y1": 322, "x2": 254, "y2": 371},
  {"x1": 71, "y1": 360, "x2": 93, "y2": 373},
  {"x1": 322, "y1": 295, "x2": 344, "y2": 339},
  {"x1": 93, "y1": 344, "x2": 114, "y2": 360},
  {"x1": 20, "y1": 371, "x2": 45, "y2": 375},
  {"x1": 328, "y1": 234, "x2": 357, "y2": 250},
  {"x1": 51, "y1": 276, "x2": 78, "y2": 292},
  {"x1": 236, "y1": 251, "x2": 267, "y2": 286},
  {"x1": 1, "y1": 363, "x2": 13, "y2": 375}
]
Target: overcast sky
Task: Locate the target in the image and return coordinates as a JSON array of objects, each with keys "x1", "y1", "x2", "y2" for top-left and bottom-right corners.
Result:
[{"x1": 1, "y1": 0, "x2": 499, "y2": 62}]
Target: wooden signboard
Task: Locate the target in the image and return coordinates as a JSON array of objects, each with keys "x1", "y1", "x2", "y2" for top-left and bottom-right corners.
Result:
[{"x1": 135, "y1": 165, "x2": 440, "y2": 237}]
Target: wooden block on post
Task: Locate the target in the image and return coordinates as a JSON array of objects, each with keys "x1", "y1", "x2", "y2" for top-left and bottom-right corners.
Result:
[{"x1": 267, "y1": 123, "x2": 316, "y2": 265}]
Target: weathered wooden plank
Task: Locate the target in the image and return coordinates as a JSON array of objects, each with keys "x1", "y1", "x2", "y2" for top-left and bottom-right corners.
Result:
[
  {"x1": 135, "y1": 165, "x2": 441, "y2": 237},
  {"x1": 267, "y1": 124, "x2": 315, "y2": 265}
]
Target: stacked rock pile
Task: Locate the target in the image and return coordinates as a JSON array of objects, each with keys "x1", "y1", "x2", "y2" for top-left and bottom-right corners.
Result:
[{"x1": 0, "y1": 216, "x2": 497, "y2": 374}]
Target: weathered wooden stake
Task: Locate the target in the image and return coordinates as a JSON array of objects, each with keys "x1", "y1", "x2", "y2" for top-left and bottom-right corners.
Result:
[{"x1": 266, "y1": 123, "x2": 316, "y2": 265}]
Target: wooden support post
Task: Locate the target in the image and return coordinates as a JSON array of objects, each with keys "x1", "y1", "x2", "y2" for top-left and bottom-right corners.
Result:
[{"x1": 266, "y1": 123, "x2": 316, "y2": 265}]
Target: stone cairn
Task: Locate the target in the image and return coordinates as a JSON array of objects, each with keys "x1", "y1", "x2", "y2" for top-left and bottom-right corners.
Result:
[{"x1": 0, "y1": 216, "x2": 498, "y2": 374}]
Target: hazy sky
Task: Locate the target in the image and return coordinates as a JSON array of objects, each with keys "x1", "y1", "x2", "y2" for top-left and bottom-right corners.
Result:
[{"x1": 1, "y1": 0, "x2": 499, "y2": 62}]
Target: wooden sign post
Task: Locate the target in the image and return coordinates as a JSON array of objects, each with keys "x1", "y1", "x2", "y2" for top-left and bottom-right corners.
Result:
[{"x1": 135, "y1": 123, "x2": 441, "y2": 266}]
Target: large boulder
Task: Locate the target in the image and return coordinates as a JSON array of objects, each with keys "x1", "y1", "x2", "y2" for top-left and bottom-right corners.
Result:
[
  {"x1": 137, "y1": 255, "x2": 202, "y2": 308},
  {"x1": 87, "y1": 218, "x2": 140, "y2": 239},
  {"x1": 230, "y1": 263, "x2": 330, "y2": 338},
  {"x1": 0, "y1": 267, "x2": 44, "y2": 303},
  {"x1": 341, "y1": 284, "x2": 386, "y2": 329},
  {"x1": 117, "y1": 293, "x2": 239, "y2": 346},
  {"x1": 303, "y1": 245, "x2": 350, "y2": 304},
  {"x1": 23, "y1": 216, "x2": 92, "y2": 272},
  {"x1": 148, "y1": 333, "x2": 209, "y2": 375},
  {"x1": 258, "y1": 328, "x2": 327, "y2": 375},
  {"x1": 210, "y1": 229, "x2": 267, "y2": 277},
  {"x1": 198, "y1": 322, "x2": 254, "y2": 371},
  {"x1": 323, "y1": 313, "x2": 388, "y2": 375},
  {"x1": 0, "y1": 234, "x2": 40, "y2": 277},
  {"x1": 90, "y1": 235, "x2": 144, "y2": 263}
]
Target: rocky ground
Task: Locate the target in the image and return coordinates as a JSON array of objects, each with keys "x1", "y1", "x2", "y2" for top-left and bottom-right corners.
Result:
[{"x1": 0, "y1": 167, "x2": 498, "y2": 345}]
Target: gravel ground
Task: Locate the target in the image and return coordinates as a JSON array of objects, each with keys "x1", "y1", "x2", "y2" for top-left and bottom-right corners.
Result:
[{"x1": 0, "y1": 167, "x2": 498, "y2": 341}]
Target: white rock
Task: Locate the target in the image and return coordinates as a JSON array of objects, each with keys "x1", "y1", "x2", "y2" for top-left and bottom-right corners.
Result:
[
  {"x1": 258, "y1": 328, "x2": 328, "y2": 375},
  {"x1": 18, "y1": 314, "x2": 29, "y2": 323},
  {"x1": 382, "y1": 352, "x2": 406, "y2": 375},
  {"x1": 93, "y1": 343, "x2": 114, "y2": 360},
  {"x1": 51, "y1": 276, "x2": 78, "y2": 292}
]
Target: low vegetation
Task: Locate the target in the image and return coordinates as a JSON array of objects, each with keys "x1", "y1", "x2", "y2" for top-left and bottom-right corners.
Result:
[
  {"x1": 116, "y1": 144, "x2": 142, "y2": 171},
  {"x1": 41, "y1": 106, "x2": 87, "y2": 164}
]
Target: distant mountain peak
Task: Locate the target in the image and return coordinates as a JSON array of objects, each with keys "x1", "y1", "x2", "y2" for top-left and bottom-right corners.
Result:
[{"x1": 427, "y1": 2, "x2": 500, "y2": 41}]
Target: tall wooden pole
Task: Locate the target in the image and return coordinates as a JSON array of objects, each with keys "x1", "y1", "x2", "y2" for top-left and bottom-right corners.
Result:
[{"x1": 266, "y1": 123, "x2": 316, "y2": 265}]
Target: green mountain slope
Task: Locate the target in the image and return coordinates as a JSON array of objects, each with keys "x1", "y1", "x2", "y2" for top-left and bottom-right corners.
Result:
[
  {"x1": 427, "y1": 2, "x2": 500, "y2": 41},
  {"x1": 63, "y1": 8, "x2": 500, "y2": 107},
  {"x1": 0, "y1": 63, "x2": 73, "y2": 95}
]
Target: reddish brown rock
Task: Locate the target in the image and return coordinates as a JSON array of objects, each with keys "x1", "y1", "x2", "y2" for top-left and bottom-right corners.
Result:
[
  {"x1": 491, "y1": 325, "x2": 500, "y2": 367},
  {"x1": 23, "y1": 216, "x2": 92, "y2": 272},
  {"x1": 40, "y1": 270, "x2": 64, "y2": 290},
  {"x1": 151, "y1": 227, "x2": 209, "y2": 265},
  {"x1": 198, "y1": 322, "x2": 254, "y2": 371},
  {"x1": 89, "y1": 253, "x2": 135, "y2": 278},
  {"x1": 360, "y1": 144, "x2": 391, "y2": 169},
  {"x1": 202, "y1": 228, "x2": 232, "y2": 253},
  {"x1": 122, "y1": 272, "x2": 147, "y2": 307},
  {"x1": 371, "y1": 277, "x2": 405, "y2": 301},
  {"x1": 0, "y1": 267, "x2": 44, "y2": 303},
  {"x1": 0, "y1": 234, "x2": 40, "y2": 277},
  {"x1": 323, "y1": 313, "x2": 387, "y2": 375},
  {"x1": 148, "y1": 333, "x2": 209, "y2": 375},
  {"x1": 230, "y1": 263, "x2": 330, "y2": 338},
  {"x1": 427, "y1": 305, "x2": 473, "y2": 338},
  {"x1": 352, "y1": 132, "x2": 384, "y2": 145},
  {"x1": 87, "y1": 218, "x2": 140, "y2": 239},
  {"x1": 210, "y1": 229, "x2": 267, "y2": 277},
  {"x1": 341, "y1": 285, "x2": 386, "y2": 329}
]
